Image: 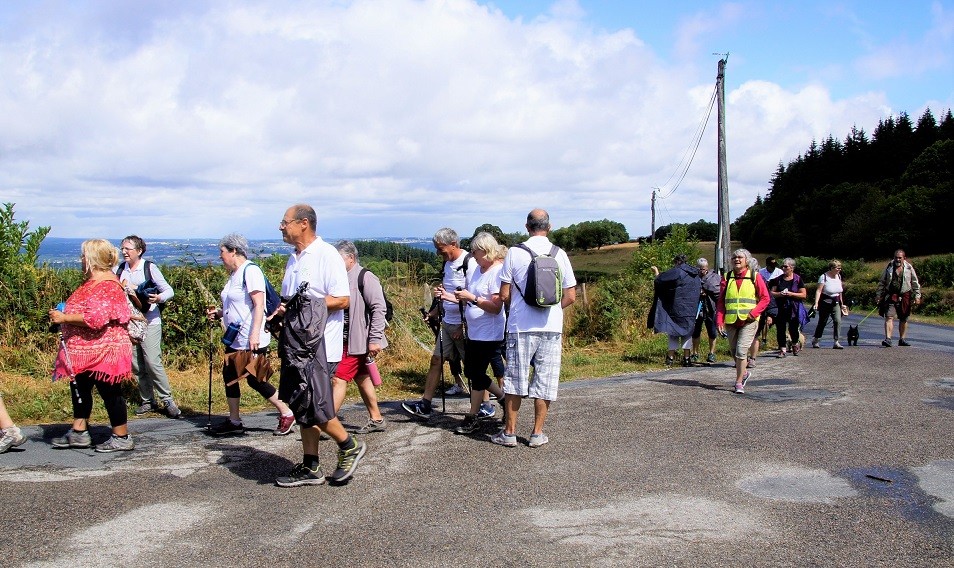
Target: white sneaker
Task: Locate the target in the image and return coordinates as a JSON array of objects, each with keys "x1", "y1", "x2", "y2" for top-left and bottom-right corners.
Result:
[
  {"x1": 444, "y1": 384, "x2": 468, "y2": 396},
  {"x1": 0, "y1": 426, "x2": 26, "y2": 454}
]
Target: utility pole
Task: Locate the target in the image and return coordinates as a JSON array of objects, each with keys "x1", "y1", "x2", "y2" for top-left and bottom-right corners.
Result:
[
  {"x1": 715, "y1": 55, "x2": 731, "y2": 273},
  {"x1": 650, "y1": 188, "x2": 657, "y2": 243}
]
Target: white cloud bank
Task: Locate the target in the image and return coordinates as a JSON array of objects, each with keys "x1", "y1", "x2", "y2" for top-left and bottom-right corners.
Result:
[{"x1": 0, "y1": 0, "x2": 945, "y2": 240}]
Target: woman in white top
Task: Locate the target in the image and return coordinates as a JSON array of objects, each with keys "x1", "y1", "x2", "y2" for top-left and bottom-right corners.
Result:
[
  {"x1": 811, "y1": 260, "x2": 846, "y2": 349},
  {"x1": 206, "y1": 233, "x2": 296, "y2": 436},
  {"x1": 450, "y1": 232, "x2": 508, "y2": 435}
]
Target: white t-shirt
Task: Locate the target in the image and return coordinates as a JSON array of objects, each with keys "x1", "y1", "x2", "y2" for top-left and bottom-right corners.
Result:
[
  {"x1": 818, "y1": 272, "x2": 844, "y2": 296},
  {"x1": 441, "y1": 251, "x2": 479, "y2": 325},
  {"x1": 221, "y1": 260, "x2": 271, "y2": 350},
  {"x1": 500, "y1": 235, "x2": 576, "y2": 333},
  {"x1": 464, "y1": 263, "x2": 505, "y2": 341},
  {"x1": 116, "y1": 259, "x2": 174, "y2": 324},
  {"x1": 759, "y1": 267, "x2": 783, "y2": 284},
  {"x1": 281, "y1": 236, "x2": 349, "y2": 363}
]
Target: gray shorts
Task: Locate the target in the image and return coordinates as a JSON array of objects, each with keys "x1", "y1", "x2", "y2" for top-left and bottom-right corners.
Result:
[
  {"x1": 503, "y1": 332, "x2": 563, "y2": 401},
  {"x1": 433, "y1": 322, "x2": 466, "y2": 361}
]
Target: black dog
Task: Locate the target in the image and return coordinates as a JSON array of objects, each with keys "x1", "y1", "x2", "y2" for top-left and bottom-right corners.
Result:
[{"x1": 846, "y1": 325, "x2": 859, "y2": 346}]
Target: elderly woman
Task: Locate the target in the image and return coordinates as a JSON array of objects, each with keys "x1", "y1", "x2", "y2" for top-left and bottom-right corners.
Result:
[
  {"x1": 116, "y1": 235, "x2": 180, "y2": 418},
  {"x1": 206, "y1": 233, "x2": 295, "y2": 436},
  {"x1": 811, "y1": 260, "x2": 846, "y2": 349},
  {"x1": 716, "y1": 248, "x2": 770, "y2": 394},
  {"x1": 49, "y1": 239, "x2": 135, "y2": 452},
  {"x1": 450, "y1": 232, "x2": 508, "y2": 434},
  {"x1": 649, "y1": 254, "x2": 702, "y2": 367},
  {"x1": 770, "y1": 257, "x2": 808, "y2": 358}
]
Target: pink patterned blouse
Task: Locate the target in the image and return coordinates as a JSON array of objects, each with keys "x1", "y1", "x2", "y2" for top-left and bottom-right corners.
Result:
[{"x1": 53, "y1": 278, "x2": 133, "y2": 384}]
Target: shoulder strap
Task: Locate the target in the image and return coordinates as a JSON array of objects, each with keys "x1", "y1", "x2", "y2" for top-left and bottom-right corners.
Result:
[
  {"x1": 358, "y1": 267, "x2": 369, "y2": 296},
  {"x1": 115, "y1": 261, "x2": 127, "y2": 277}
]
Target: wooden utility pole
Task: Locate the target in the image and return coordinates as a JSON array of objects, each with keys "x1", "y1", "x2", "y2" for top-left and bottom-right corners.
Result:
[
  {"x1": 650, "y1": 188, "x2": 657, "y2": 242},
  {"x1": 715, "y1": 56, "x2": 731, "y2": 273}
]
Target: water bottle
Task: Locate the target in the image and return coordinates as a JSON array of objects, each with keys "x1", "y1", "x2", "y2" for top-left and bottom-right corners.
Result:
[
  {"x1": 366, "y1": 355, "x2": 382, "y2": 386},
  {"x1": 49, "y1": 302, "x2": 66, "y2": 333}
]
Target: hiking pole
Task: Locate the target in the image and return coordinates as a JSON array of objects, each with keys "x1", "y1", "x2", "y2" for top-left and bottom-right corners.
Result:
[
  {"x1": 438, "y1": 296, "x2": 446, "y2": 415},
  {"x1": 206, "y1": 318, "x2": 214, "y2": 429},
  {"x1": 457, "y1": 286, "x2": 471, "y2": 395}
]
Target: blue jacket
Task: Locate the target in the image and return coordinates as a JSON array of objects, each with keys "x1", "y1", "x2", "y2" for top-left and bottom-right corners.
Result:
[{"x1": 648, "y1": 263, "x2": 702, "y2": 336}]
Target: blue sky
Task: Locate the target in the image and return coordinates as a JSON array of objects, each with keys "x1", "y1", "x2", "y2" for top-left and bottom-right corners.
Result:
[{"x1": 1, "y1": 0, "x2": 952, "y2": 240}]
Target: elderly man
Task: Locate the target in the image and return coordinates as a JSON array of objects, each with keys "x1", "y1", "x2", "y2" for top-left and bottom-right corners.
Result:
[
  {"x1": 691, "y1": 258, "x2": 722, "y2": 364},
  {"x1": 402, "y1": 227, "x2": 479, "y2": 419},
  {"x1": 333, "y1": 240, "x2": 388, "y2": 434},
  {"x1": 716, "y1": 248, "x2": 770, "y2": 394},
  {"x1": 876, "y1": 249, "x2": 922, "y2": 347},
  {"x1": 274, "y1": 204, "x2": 366, "y2": 487},
  {"x1": 492, "y1": 209, "x2": 576, "y2": 448}
]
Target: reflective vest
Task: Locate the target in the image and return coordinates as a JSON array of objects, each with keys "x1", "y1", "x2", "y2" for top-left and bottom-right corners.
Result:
[{"x1": 724, "y1": 271, "x2": 757, "y2": 324}]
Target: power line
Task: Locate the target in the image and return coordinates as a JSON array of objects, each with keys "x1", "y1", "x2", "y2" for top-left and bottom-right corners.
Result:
[{"x1": 657, "y1": 82, "x2": 718, "y2": 200}]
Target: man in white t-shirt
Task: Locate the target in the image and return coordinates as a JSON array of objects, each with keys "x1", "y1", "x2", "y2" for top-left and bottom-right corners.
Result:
[
  {"x1": 273, "y1": 204, "x2": 366, "y2": 487},
  {"x1": 402, "y1": 228, "x2": 479, "y2": 419},
  {"x1": 491, "y1": 209, "x2": 576, "y2": 448}
]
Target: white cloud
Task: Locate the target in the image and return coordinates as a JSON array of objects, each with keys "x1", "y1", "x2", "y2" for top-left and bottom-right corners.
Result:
[{"x1": 0, "y1": 0, "x2": 931, "y2": 240}]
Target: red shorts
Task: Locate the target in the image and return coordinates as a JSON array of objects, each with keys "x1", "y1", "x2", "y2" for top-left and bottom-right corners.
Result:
[{"x1": 334, "y1": 347, "x2": 368, "y2": 382}]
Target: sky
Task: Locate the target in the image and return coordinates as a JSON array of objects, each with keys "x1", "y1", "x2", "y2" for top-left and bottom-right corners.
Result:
[{"x1": 2, "y1": 0, "x2": 952, "y2": 240}]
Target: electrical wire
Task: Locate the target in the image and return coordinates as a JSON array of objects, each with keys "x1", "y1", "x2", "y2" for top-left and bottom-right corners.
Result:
[{"x1": 657, "y1": 83, "x2": 718, "y2": 200}]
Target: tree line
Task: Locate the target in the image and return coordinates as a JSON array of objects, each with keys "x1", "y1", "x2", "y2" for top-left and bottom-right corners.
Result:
[{"x1": 731, "y1": 108, "x2": 954, "y2": 258}]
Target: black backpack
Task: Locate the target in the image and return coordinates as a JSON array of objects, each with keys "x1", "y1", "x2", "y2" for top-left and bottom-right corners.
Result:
[
  {"x1": 242, "y1": 262, "x2": 282, "y2": 317},
  {"x1": 513, "y1": 244, "x2": 563, "y2": 308},
  {"x1": 116, "y1": 260, "x2": 165, "y2": 312},
  {"x1": 358, "y1": 268, "x2": 393, "y2": 323}
]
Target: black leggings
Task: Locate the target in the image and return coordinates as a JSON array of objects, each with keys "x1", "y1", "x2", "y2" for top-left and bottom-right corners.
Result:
[
  {"x1": 464, "y1": 339, "x2": 504, "y2": 392},
  {"x1": 223, "y1": 348, "x2": 276, "y2": 400},
  {"x1": 775, "y1": 311, "x2": 801, "y2": 348},
  {"x1": 70, "y1": 371, "x2": 127, "y2": 427}
]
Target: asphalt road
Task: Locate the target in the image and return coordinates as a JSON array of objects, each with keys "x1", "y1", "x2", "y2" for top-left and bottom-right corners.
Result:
[{"x1": 1, "y1": 320, "x2": 952, "y2": 567}]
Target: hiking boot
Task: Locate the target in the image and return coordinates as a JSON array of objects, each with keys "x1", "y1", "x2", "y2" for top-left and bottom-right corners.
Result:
[
  {"x1": 134, "y1": 401, "x2": 156, "y2": 415},
  {"x1": 401, "y1": 400, "x2": 432, "y2": 419},
  {"x1": 490, "y1": 430, "x2": 517, "y2": 447},
  {"x1": 162, "y1": 398, "x2": 181, "y2": 419},
  {"x1": 0, "y1": 426, "x2": 26, "y2": 454},
  {"x1": 682, "y1": 357, "x2": 692, "y2": 367},
  {"x1": 274, "y1": 414, "x2": 296, "y2": 436},
  {"x1": 477, "y1": 402, "x2": 496, "y2": 420},
  {"x1": 455, "y1": 415, "x2": 481, "y2": 435},
  {"x1": 528, "y1": 433, "x2": 549, "y2": 448},
  {"x1": 276, "y1": 463, "x2": 325, "y2": 487},
  {"x1": 444, "y1": 384, "x2": 468, "y2": 396},
  {"x1": 210, "y1": 420, "x2": 245, "y2": 435},
  {"x1": 51, "y1": 428, "x2": 92, "y2": 449},
  {"x1": 833, "y1": 341, "x2": 844, "y2": 350},
  {"x1": 882, "y1": 339, "x2": 892, "y2": 347},
  {"x1": 95, "y1": 435, "x2": 135, "y2": 453},
  {"x1": 706, "y1": 353, "x2": 716, "y2": 364},
  {"x1": 330, "y1": 440, "x2": 367, "y2": 483},
  {"x1": 356, "y1": 418, "x2": 386, "y2": 434},
  {"x1": 811, "y1": 337, "x2": 820, "y2": 348},
  {"x1": 898, "y1": 338, "x2": 911, "y2": 347}
]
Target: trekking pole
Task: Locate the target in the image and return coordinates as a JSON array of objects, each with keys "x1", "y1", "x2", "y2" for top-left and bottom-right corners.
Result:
[
  {"x1": 438, "y1": 298, "x2": 446, "y2": 415},
  {"x1": 457, "y1": 286, "x2": 471, "y2": 394},
  {"x1": 206, "y1": 318, "x2": 214, "y2": 429}
]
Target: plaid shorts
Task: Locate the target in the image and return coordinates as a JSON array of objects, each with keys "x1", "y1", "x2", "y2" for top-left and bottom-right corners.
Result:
[{"x1": 503, "y1": 332, "x2": 563, "y2": 401}]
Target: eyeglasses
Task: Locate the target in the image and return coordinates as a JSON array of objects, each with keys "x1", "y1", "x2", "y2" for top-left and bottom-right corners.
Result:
[
  {"x1": 120, "y1": 247, "x2": 138, "y2": 252},
  {"x1": 782, "y1": 265, "x2": 794, "y2": 269},
  {"x1": 280, "y1": 218, "x2": 302, "y2": 228}
]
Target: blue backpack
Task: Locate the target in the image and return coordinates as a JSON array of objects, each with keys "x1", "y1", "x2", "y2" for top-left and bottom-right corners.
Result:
[{"x1": 242, "y1": 262, "x2": 282, "y2": 317}]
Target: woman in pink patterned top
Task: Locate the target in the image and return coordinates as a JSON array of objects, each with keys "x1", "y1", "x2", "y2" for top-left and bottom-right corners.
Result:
[{"x1": 49, "y1": 239, "x2": 135, "y2": 453}]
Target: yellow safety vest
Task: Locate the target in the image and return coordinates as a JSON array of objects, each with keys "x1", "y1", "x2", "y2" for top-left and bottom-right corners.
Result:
[{"x1": 724, "y1": 271, "x2": 757, "y2": 324}]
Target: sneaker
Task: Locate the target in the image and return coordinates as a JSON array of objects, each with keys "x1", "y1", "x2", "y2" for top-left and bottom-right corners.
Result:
[
  {"x1": 665, "y1": 355, "x2": 674, "y2": 367},
  {"x1": 490, "y1": 430, "x2": 517, "y2": 447},
  {"x1": 276, "y1": 463, "x2": 325, "y2": 487},
  {"x1": 330, "y1": 440, "x2": 367, "y2": 483},
  {"x1": 356, "y1": 419, "x2": 386, "y2": 434},
  {"x1": 734, "y1": 383, "x2": 745, "y2": 394},
  {"x1": 882, "y1": 339, "x2": 892, "y2": 347},
  {"x1": 746, "y1": 356, "x2": 756, "y2": 368},
  {"x1": 51, "y1": 428, "x2": 91, "y2": 449},
  {"x1": 162, "y1": 398, "x2": 181, "y2": 419},
  {"x1": 445, "y1": 384, "x2": 468, "y2": 396},
  {"x1": 401, "y1": 400, "x2": 432, "y2": 419},
  {"x1": 455, "y1": 415, "x2": 481, "y2": 435},
  {"x1": 477, "y1": 402, "x2": 496, "y2": 420},
  {"x1": 811, "y1": 337, "x2": 820, "y2": 348},
  {"x1": 898, "y1": 338, "x2": 911, "y2": 347},
  {"x1": 706, "y1": 353, "x2": 716, "y2": 364},
  {"x1": 690, "y1": 354, "x2": 699, "y2": 363},
  {"x1": 528, "y1": 433, "x2": 549, "y2": 448},
  {"x1": 274, "y1": 414, "x2": 296, "y2": 436},
  {"x1": 741, "y1": 370, "x2": 751, "y2": 388},
  {"x1": 833, "y1": 341, "x2": 844, "y2": 350},
  {"x1": 777, "y1": 350, "x2": 787, "y2": 358},
  {"x1": 134, "y1": 401, "x2": 155, "y2": 415},
  {"x1": 792, "y1": 342, "x2": 801, "y2": 356},
  {"x1": 0, "y1": 426, "x2": 26, "y2": 454},
  {"x1": 210, "y1": 420, "x2": 245, "y2": 435},
  {"x1": 95, "y1": 434, "x2": 135, "y2": 453},
  {"x1": 682, "y1": 357, "x2": 692, "y2": 367}
]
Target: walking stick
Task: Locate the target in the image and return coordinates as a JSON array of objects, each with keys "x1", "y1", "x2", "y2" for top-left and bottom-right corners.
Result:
[{"x1": 206, "y1": 319, "x2": 214, "y2": 429}]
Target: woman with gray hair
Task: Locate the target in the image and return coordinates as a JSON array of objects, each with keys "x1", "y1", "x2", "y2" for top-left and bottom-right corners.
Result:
[
  {"x1": 770, "y1": 257, "x2": 808, "y2": 357},
  {"x1": 716, "y1": 248, "x2": 770, "y2": 394},
  {"x1": 205, "y1": 233, "x2": 296, "y2": 436}
]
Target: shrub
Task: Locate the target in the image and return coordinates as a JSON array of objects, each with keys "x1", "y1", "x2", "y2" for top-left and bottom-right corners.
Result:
[{"x1": 914, "y1": 254, "x2": 954, "y2": 287}]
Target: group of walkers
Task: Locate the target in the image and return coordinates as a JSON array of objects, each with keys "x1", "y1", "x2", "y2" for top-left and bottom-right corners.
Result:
[{"x1": 648, "y1": 248, "x2": 923, "y2": 395}]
